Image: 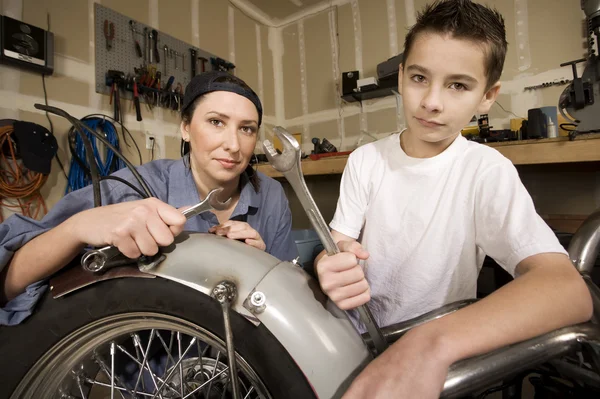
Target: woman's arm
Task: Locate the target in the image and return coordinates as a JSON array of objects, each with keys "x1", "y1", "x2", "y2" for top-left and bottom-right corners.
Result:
[
  {"x1": 0, "y1": 214, "x2": 85, "y2": 304},
  {"x1": 1, "y1": 198, "x2": 187, "y2": 305}
]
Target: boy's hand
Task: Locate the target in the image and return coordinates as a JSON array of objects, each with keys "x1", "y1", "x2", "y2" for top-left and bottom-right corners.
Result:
[
  {"x1": 209, "y1": 221, "x2": 266, "y2": 251},
  {"x1": 315, "y1": 240, "x2": 370, "y2": 310}
]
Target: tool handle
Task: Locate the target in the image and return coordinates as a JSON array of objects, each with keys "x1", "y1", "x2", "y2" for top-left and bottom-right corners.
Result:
[
  {"x1": 133, "y1": 81, "x2": 142, "y2": 121},
  {"x1": 190, "y1": 49, "x2": 197, "y2": 77},
  {"x1": 135, "y1": 41, "x2": 142, "y2": 58},
  {"x1": 164, "y1": 76, "x2": 174, "y2": 92},
  {"x1": 134, "y1": 97, "x2": 142, "y2": 121},
  {"x1": 152, "y1": 30, "x2": 160, "y2": 63},
  {"x1": 113, "y1": 84, "x2": 119, "y2": 122}
]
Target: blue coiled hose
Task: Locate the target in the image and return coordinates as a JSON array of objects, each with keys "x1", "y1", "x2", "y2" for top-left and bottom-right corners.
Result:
[{"x1": 66, "y1": 117, "x2": 126, "y2": 194}]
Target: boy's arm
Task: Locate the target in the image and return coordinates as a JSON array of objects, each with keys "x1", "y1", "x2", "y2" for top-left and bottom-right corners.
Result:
[{"x1": 342, "y1": 252, "x2": 591, "y2": 398}]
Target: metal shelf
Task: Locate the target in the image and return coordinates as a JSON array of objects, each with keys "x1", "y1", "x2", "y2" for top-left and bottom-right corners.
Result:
[
  {"x1": 341, "y1": 86, "x2": 394, "y2": 103},
  {"x1": 256, "y1": 134, "x2": 600, "y2": 178}
]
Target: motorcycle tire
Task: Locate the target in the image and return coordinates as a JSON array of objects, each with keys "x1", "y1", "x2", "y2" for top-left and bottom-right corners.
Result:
[{"x1": 0, "y1": 276, "x2": 317, "y2": 399}]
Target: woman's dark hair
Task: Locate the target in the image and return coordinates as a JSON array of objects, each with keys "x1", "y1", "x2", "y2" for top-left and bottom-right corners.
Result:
[{"x1": 180, "y1": 74, "x2": 260, "y2": 191}]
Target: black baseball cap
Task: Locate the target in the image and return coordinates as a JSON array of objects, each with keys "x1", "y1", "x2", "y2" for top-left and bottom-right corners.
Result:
[{"x1": 182, "y1": 71, "x2": 263, "y2": 126}]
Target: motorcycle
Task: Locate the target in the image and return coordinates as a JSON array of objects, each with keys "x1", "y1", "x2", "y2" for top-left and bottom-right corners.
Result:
[{"x1": 1, "y1": 122, "x2": 599, "y2": 399}]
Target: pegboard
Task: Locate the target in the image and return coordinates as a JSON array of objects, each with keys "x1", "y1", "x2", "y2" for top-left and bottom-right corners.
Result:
[{"x1": 94, "y1": 3, "x2": 233, "y2": 104}]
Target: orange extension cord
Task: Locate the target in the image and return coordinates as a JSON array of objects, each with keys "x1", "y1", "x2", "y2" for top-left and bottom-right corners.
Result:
[{"x1": 0, "y1": 125, "x2": 48, "y2": 222}]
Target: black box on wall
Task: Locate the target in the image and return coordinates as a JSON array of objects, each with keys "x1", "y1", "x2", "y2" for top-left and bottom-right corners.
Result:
[
  {"x1": 342, "y1": 71, "x2": 359, "y2": 96},
  {"x1": 0, "y1": 15, "x2": 54, "y2": 75}
]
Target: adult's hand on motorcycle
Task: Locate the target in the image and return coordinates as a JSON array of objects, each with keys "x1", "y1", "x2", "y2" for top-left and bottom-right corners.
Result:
[
  {"x1": 342, "y1": 327, "x2": 451, "y2": 399},
  {"x1": 208, "y1": 221, "x2": 266, "y2": 251},
  {"x1": 315, "y1": 240, "x2": 370, "y2": 310},
  {"x1": 72, "y1": 198, "x2": 187, "y2": 258}
]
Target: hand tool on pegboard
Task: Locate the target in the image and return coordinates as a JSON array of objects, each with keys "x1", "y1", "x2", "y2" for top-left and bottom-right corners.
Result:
[
  {"x1": 199, "y1": 57, "x2": 207, "y2": 73},
  {"x1": 132, "y1": 77, "x2": 142, "y2": 121},
  {"x1": 190, "y1": 49, "x2": 197, "y2": 77},
  {"x1": 103, "y1": 19, "x2": 115, "y2": 51},
  {"x1": 163, "y1": 45, "x2": 169, "y2": 75},
  {"x1": 148, "y1": 30, "x2": 154, "y2": 63},
  {"x1": 152, "y1": 29, "x2": 160, "y2": 63},
  {"x1": 107, "y1": 70, "x2": 125, "y2": 122},
  {"x1": 128, "y1": 20, "x2": 142, "y2": 58},
  {"x1": 143, "y1": 27, "x2": 148, "y2": 64}
]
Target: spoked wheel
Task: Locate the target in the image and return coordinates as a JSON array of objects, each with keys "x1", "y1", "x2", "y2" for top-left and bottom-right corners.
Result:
[
  {"x1": 14, "y1": 314, "x2": 269, "y2": 398},
  {"x1": 0, "y1": 277, "x2": 316, "y2": 399}
]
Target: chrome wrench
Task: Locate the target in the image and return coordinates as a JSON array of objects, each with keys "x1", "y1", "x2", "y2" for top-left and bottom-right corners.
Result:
[
  {"x1": 263, "y1": 126, "x2": 388, "y2": 355},
  {"x1": 81, "y1": 188, "x2": 231, "y2": 273}
]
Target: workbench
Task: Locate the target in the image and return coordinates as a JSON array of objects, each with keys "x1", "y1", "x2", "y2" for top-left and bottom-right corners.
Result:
[{"x1": 256, "y1": 134, "x2": 600, "y2": 178}]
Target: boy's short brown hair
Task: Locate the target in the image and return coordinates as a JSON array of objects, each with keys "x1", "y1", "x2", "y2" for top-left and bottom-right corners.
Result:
[{"x1": 403, "y1": 0, "x2": 507, "y2": 90}]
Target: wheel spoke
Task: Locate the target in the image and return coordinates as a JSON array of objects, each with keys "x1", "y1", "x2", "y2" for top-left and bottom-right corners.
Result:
[
  {"x1": 110, "y1": 342, "x2": 115, "y2": 399},
  {"x1": 155, "y1": 330, "x2": 178, "y2": 375},
  {"x1": 178, "y1": 332, "x2": 185, "y2": 398},
  {"x1": 132, "y1": 330, "x2": 163, "y2": 398},
  {"x1": 243, "y1": 386, "x2": 255, "y2": 399},
  {"x1": 93, "y1": 352, "x2": 131, "y2": 399},
  {"x1": 205, "y1": 351, "x2": 221, "y2": 399},
  {"x1": 162, "y1": 331, "x2": 175, "y2": 381},
  {"x1": 84, "y1": 377, "x2": 156, "y2": 398},
  {"x1": 151, "y1": 336, "x2": 197, "y2": 399},
  {"x1": 220, "y1": 377, "x2": 229, "y2": 399},
  {"x1": 132, "y1": 332, "x2": 146, "y2": 392},
  {"x1": 76, "y1": 375, "x2": 88, "y2": 399},
  {"x1": 115, "y1": 343, "x2": 180, "y2": 396}
]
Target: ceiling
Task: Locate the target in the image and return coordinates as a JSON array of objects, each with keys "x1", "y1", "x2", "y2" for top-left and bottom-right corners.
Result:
[{"x1": 244, "y1": 0, "x2": 329, "y2": 22}]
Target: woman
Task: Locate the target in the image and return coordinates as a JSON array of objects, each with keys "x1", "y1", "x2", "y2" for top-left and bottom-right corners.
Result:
[{"x1": 0, "y1": 71, "x2": 297, "y2": 325}]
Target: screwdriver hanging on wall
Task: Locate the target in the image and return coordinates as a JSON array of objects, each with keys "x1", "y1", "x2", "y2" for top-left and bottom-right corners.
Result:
[
  {"x1": 148, "y1": 30, "x2": 153, "y2": 63},
  {"x1": 152, "y1": 29, "x2": 160, "y2": 63},
  {"x1": 163, "y1": 45, "x2": 168, "y2": 74},
  {"x1": 190, "y1": 48, "x2": 197, "y2": 77}
]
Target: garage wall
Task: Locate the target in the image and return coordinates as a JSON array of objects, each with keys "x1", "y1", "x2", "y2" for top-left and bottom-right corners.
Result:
[
  {"x1": 275, "y1": 0, "x2": 599, "y2": 229},
  {"x1": 0, "y1": 0, "x2": 274, "y2": 215}
]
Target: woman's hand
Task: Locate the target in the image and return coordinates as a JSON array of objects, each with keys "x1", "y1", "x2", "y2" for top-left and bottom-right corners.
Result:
[
  {"x1": 72, "y1": 198, "x2": 187, "y2": 258},
  {"x1": 209, "y1": 221, "x2": 266, "y2": 251}
]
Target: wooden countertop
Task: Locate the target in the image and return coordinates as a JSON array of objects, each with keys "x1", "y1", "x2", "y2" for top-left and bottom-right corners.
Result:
[{"x1": 256, "y1": 134, "x2": 600, "y2": 178}]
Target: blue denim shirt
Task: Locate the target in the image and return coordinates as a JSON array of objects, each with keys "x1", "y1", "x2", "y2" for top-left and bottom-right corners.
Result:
[{"x1": 0, "y1": 157, "x2": 297, "y2": 325}]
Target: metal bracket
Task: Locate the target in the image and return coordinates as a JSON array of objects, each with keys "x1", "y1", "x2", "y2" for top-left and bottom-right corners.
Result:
[{"x1": 212, "y1": 281, "x2": 242, "y2": 399}]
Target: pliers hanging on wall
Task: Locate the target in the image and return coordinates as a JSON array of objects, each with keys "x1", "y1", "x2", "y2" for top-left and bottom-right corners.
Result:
[
  {"x1": 109, "y1": 81, "x2": 120, "y2": 122},
  {"x1": 104, "y1": 19, "x2": 115, "y2": 51}
]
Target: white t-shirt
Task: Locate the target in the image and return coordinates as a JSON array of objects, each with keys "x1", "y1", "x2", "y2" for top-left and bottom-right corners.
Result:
[{"x1": 330, "y1": 131, "x2": 567, "y2": 330}]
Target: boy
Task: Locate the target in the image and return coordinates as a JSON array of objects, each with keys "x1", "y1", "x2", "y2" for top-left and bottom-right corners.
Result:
[{"x1": 315, "y1": 1, "x2": 593, "y2": 397}]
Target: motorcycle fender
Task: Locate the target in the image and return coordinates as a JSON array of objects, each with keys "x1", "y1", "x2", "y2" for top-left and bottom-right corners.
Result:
[
  {"x1": 54, "y1": 233, "x2": 372, "y2": 399},
  {"x1": 146, "y1": 233, "x2": 372, "y2": 399},
  {"x1": 251, "y1": 260, "x2": 372, "y2": 399}
]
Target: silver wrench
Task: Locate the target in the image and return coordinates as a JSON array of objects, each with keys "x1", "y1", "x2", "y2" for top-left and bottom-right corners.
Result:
[
  {"x1": 263, "y1": 127, "x2": 389, "y2": 355},
  {"x1": 81, "y1": 188, "x2": 232, "y2": 273}
]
